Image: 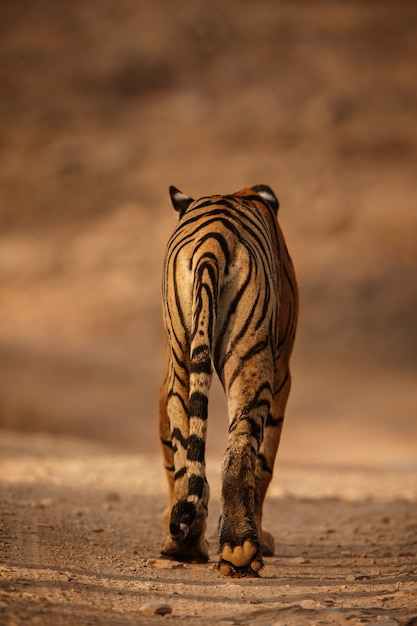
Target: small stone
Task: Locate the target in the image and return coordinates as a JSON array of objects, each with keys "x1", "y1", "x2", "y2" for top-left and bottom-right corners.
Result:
[
  {"x1": 139, "y1": 602, "x2": 172, "y2": 616},
  {"x1": 290, "y1": 557, "x2": 310, "y2": 564},
  {"x1": 346, "y1": 574, "x2": 357, "y2": 582},
  {"x1": 145, "y1": 558, "x2": 186, "y2": 569}
]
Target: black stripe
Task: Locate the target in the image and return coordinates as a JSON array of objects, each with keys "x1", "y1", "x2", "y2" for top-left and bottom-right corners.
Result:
[
  {"x1": 189, "y1": 391, "x2": 208, "y2": 420},
  {"x1": 196, "y1": 259, "x2": 217, "y2": 286},
  {"x1": 194, "y1": 233, "x2": 230, "y2": 270},
  {"x1": 257, "y1": 453, "x2": 273, "y2": 474},
  {"x1": 255, "y1": 274, "x2": 271, "y2": 331},
  {"x1": 192, "y1": 282, "x2": 215, "y2": 343},
  {"x1": 229, "y1": 413, "x2": 263, "y2": 438},
  {"x1": 283, "y1": 252, "x2": 297, "y2": 297},
  {"x1": 266, "y1": 414, "x2": 284, "y2": 428},
  {"x1": 190, "y1": 359, "x2": 212, "y2": 375},
  {"x1": 219, "y1": 285, "x2": 260, "y2": 372},
  {"x1": 273, "y1": 371, "x2": 290, "y2": 397},
  {"x1": 173, "y1": 369, "x2": 187, "y2": 388},
  {"x1": 236, "y1": 383, "x2": 272, "y2": 425},
  {"x1": 188, "y1": 474, "x2": 205, "y2": 497},
  {"x1": 171, "y1": 346, "x2": 189, "y2": 375},
  {"x1": 231, "y1": 421, "x2": 263, "y2": 446},
  {"x1": 171, "y1": 427, "x2": 188, "y2": 448},
  {"x1": 187, "y1": 434, "x2": 205, "y2": 463},
  {"x1": 191, "y1": 344, "x2": 209, "y2": 359},
  {"x1": 190, "y1": 250, "x2": 217, "y2": 272},
  {"x1": 167, "y1": 390, "x2": 189, "y2": 416},
  {"x1": 172, "y1": 252, "x2": 190, "y2": 345},
  {"x1": 174, "y1": 466, "x2": 187, "y2": 480},
  {"x1": 214, "y1": 255, "x2": 254, "y2": 367}
]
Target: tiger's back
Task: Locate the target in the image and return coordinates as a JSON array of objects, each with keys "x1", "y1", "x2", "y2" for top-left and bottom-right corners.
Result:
[{"x1": 159, "y1": 185, "x2": 298, "y2": 577}]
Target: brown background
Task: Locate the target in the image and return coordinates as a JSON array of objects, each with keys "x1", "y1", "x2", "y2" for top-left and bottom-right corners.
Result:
[
  {"x1": 1, "y1": 4, "x2": 417, "y2": 623},
  {"x1": 0, "y1": 0, "x2": 416, "y2": 468}
]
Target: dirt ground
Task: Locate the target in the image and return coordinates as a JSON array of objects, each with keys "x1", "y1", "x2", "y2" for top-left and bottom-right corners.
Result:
[
  {"x1": 1, "y1": 430, "x2": 417, "y2": 626},
  {"x1": 1, "y1": 2, "x2": 417, "y2": 625}
]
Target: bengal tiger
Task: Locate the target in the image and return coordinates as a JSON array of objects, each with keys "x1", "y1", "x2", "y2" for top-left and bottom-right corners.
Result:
[{"x1": 159, "y1": 184, "x2": 298, "y2": 577}]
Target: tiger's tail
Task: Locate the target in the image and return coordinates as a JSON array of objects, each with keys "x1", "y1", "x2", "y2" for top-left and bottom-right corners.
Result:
[{"x1": 169, "y1": 249, "x2": 220, "y2": 541}]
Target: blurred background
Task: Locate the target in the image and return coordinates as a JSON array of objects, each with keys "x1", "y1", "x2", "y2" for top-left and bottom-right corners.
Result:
[{"x1": 0, "y1": 0, "x2": 416, "y2": 469}]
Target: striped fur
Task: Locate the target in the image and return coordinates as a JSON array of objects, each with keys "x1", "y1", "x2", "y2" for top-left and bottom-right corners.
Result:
[{"x1": 159, "y1": 185, "x2": 298, "y2": 576}]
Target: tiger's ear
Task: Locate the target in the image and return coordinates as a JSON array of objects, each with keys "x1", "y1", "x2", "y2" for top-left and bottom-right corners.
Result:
[
  {"x1": 169, "y1": 186, "x2": 194, "y2": 216},
  {"x1": 251, "y1": 184, "x2": 280, "y2": 213}
]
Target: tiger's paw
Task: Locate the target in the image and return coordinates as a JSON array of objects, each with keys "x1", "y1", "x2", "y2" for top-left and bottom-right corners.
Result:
[
  {"x1": 160, "y1": 535, "x2": 209, "y2": 564},
  {"x1": 219, "y1": 540, "x2": 263, "y2": 578}
]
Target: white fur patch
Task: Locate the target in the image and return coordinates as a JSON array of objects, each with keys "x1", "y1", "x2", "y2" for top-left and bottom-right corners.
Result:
[
  {"x1": 173, "y1": 190, "x2": 192, "y2": 203},
  {"x1": 257, "y1": 189, "x2": 276, "y2": 205}
]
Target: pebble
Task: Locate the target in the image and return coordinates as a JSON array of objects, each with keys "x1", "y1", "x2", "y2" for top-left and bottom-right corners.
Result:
[
  {"x1": 139, "y1": 602, "x2": 172, "y2": 616},
  {"x1": 144, "y1": 558, "x2": 187, "y2": 569},
  {"x1": 290, "y1": 556, "x2": 310, "y2": 564}
]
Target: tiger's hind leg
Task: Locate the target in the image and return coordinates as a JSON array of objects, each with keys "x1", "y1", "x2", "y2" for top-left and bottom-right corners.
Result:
[
  {"x1": 158, "y1": 362, "x2": 176, "y2": 533},
  {"x1": 254, "y1": 360, "x2": 292, "y2": 556},
  {"x1": 158, "y1": 351, "x2": 209, "y2": 564},
  {"x1": 218, "y1": 368, "x2": 273, "y2": 577}
]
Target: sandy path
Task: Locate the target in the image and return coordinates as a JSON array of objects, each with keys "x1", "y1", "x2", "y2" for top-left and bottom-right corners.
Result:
[{"x1": 1, "y1": 431, "x2": 416, "y2": 626}]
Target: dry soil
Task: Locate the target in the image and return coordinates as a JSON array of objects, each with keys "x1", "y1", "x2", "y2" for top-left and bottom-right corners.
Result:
[{"x1": 1, "y1": 430, "x2": 417, "y2": 626}]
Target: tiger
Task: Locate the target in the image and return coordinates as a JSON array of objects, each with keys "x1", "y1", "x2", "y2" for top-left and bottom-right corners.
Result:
[{"x1": 158, "y1": 184, "x2": 298, "y2": 577}]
